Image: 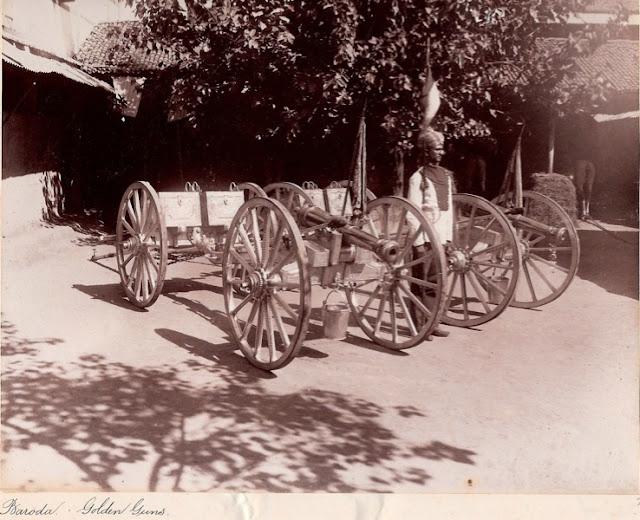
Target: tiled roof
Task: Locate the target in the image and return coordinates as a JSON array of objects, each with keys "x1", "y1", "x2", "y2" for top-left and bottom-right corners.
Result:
[
  {"x1": 583, "y1": 0, "x2": 638, "y2": 14},
  {"x1": 75, "y1": 21, "x2": 178, "y2": 76},
  {"x1": 572, "y1": 39, "x2": 638, "y2": 91},
  {"x1": 501, "y1": 39, "x2": 638, "y2": 93},
  {"x1": 540, "y1": 38, "x2": 639, "y2": 92}
]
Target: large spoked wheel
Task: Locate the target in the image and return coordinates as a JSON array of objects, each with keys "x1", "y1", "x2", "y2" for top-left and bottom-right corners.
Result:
[
  {"x1": 222, "y1": 197, "x2": 311, "y2": 370},
  {"x1": 441, "y1": 194, "x2": 521, "y2": 327},
  {"x1": 115, "y1": 181, "x2": 168, "y2": 308},
  {"x1": 494, "y1": 190, "x2": 580, "y2": 308},
  {"x1": 264, "y1": 182, "x2": 313, "y2": 216},
  {"x1": 345, "y1": 196, "x2": 448, "y2": 349},
  {"x1": 236, "y1": 182, "x2": 267, "y2": 199}
]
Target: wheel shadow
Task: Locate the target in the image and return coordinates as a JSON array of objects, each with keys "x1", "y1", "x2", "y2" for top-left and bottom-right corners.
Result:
[
  {"x1": 302, "y1": 308, "x2": 410, "y2": 356},
  {"x1": 155, "y1": 328, "x2": 275, "y2": 380},
  {"x1": 73, "y1": 278, "x2": 223, "y2": 311}
]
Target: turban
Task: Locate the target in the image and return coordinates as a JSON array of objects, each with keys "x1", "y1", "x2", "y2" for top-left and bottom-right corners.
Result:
[{"x1": 418, "y1": 128, "x2": 444, "y2": 153}]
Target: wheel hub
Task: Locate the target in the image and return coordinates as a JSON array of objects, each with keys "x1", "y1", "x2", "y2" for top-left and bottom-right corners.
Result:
[
  {"x1": 449, "y1": 249, "x2": 468, "y2": 272},
  {"x1": 122, "y1": 236, "x2": 141, "y2": 252},
  {"x1": 246, "y1": 269, "x2": 268, "y2": 295}
]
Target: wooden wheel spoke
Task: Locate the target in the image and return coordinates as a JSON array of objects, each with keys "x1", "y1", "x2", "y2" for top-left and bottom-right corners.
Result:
[
  {"x1": 398, "y1": 274, "x2": 439, "y2": 290},
  {"x1": 241, "y1": 300, "x2": 260, "y2": 341},
  {"x1": 522, "y1": 261, "x2": 538, "y2": 301},
  {"x1": 463, "y1": 205, "x2": 478, "y2": 245},
  {"x1": 269, "y1": 249, "x2": 296, "y2": 276},
  {"x1": 264, "y1": 301, "x2": 276, "y2": 362},
  {"x1": 398, "y1": 282, "x2": 431, "y2": 318},
  {"x1": 394, "y1": 287, "x2": 417, "y2": 336},
  {"x1": 469, "y1": 242, "x2": 507, "y2": 258},
  {"x1": 230, "y1": 292, "x2": 254, "y2": 317},
  {"x1": 366, "y1": 214, "x2": 381, "y2": 238},
  {"x1": 396, "y1": 254, "x2": 429, "y2": 271},
  {"x1": 529, "y1": 246, "x2": 572, "y2": 252},
  {"x1": 470, "y1": 259, "x2": 515, "y2": 270},
  {"x1": 133, "y1": 189, "x2": 143, "y2": 230},
  {"x1": 272, "y1": 291, "x2": 296, "y2": 319},
  {"x1": 398, "y1": 227, "x2": 423, "y2": 262},
  {"x1": 254, "y1": 300, "x2": 265, "y2": 355},
  {"x1": 527, "y1": 258, "x2": 558, "y2": 292},
  {"x1": 230, "y1": 248, "x2": 255, "y2": 275},
  {"x1": 460, "y1": 273, "x2": 470, "y2": 321},
  {"x1": 268, "y1": 297, "x2": 290, "y2": 348},
  {"x1": 394, "y1": 207, "x2": 408, "y2": 242},
  {"x1": 141, "y1": 257, "x2": 150, "y2": 301},
  {"x1": 122, "y1": 250, "x2": 136, "y2": 268},
  {"x1": 471, "y1": 268, "x2": 507, "y2": 296},
  {"x1": 358, "y1": 284, "x2": 382, "y2": 317},
  {"x1": 142, "y1": 211, "x2": 158, "y2": 240},
  {"x1": 529, "y1": 253, "x2": 569, "y2": 273},
  {"x1": 444, "y1": 271, "x2": 459, "y2": 310},
  {"x1": 381, "y1": 205, "x2": 389, "y2": 239},
  {"x1": 466, "y1": 216, "x2": 497, "y2": 250},
  {"x1": 528, "y1": 234, "x2": 547, "y2": 247},
  {"x1": 250, "y1": 208, "x2": 263, "y2": 266},
  {"x1": 133, "y1": 256, "x2": 143, "y2": 299},
  {"x1": 261, "y1": 208, "x2": 272, "y2": 268},
  {"x1": 237, "y1": 222, "x2": 259, "y2": 267},
  {"x1": 145, "y1": 248, "x2": 159, "y2": 274},
  {"x1": 467, "y1": 270, "x2": 491, "y2": 313},
  {"x1": 139, "y1": 189, "x2": 149, "y2": 236},
  {"x1": 389, "y1": 290, "x2": 398, "y2": 343},
  {"x1": 127, "y1": 200, "x2": 140, "y2": 232},
  {"x1": 127, "y1": 254, "x2": 139, "y2": 287},
  {"x1": 352, "y1": 279, "x2": 376, "y2": 290},
  {"x1": 122, "y1": 218, "x2": 137, "y2": 237},
  {"x1": 373, "y1": 291, "x2": 388, "y2": 335},
  {"x1": 267, "y1": 222, "x2": 285, "y2": 270}
]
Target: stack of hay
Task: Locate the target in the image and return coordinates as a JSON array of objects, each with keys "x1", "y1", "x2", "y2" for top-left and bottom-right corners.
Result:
[{"x1": 529, "y1": 173, "x2": 577, "y2": 223}]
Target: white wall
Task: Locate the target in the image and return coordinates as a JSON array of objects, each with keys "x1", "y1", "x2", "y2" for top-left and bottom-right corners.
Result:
[{"x1": 3, "y1": 0, "x2": 136, "y2": 58}]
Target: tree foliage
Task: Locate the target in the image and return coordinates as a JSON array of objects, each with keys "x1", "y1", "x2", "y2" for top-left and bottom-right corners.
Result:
[{"x1": 127, "y1": 0, "x2": 623, "y2": 154}]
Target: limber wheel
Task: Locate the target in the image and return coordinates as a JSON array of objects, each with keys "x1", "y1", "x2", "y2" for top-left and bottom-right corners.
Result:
[
  {"x1": 222, "y1": 197, "x2": 311, "y2": 370},
  {"x1": 345, "y1": 196, "x2": 447, "y2": 349},
  {"x1": 494, "y1": 190, "x2": 580, "y2": 308},
  {"x1": 442, "y1": 194, "x2": 521, "y2": 327},
  {"x1": 116, "y1": 181, "x2": 168, "y2": 308},
  {"x1": 236, "y1": 182, "x2": 267, "y2": 199},
  {"x1": 263, "y1": 182, "x2": 313, "y2": 225}
]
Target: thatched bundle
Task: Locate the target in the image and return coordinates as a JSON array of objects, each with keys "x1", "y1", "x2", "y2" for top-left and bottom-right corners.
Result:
[{"x1": 529, "y1": 173, "x2": 577, "y2": 223}]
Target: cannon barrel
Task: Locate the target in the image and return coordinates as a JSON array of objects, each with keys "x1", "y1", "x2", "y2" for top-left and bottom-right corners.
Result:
[
  {"x1": 509, "y1": 214, "x2": 567, "y2": 242},
  {"x1": 297, "y1": 205, "x2": 400, "y2": 264}
]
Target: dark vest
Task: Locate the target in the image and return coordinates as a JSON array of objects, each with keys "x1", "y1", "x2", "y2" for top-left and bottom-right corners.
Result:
[{"x1": 421, "y1": 164, "x2": 452, "y2": 211}]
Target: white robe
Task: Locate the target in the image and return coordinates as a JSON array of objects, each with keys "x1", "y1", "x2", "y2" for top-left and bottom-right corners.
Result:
[{"x1": 406, "y1": 168, "x2": 453, "y2": 245}]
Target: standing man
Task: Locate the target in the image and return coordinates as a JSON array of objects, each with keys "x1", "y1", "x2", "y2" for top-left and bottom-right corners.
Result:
[
  {"x1": 406, "y1": 128, "x2": 453, "y2": 338},
  {"x1": 573, "y1": 159, "x2": 596, "y2": 219}
]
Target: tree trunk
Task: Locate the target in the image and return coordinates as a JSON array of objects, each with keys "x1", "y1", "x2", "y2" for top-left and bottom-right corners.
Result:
[{"x1": 393, "y1": 148, "x2": 405, "y2": 197}]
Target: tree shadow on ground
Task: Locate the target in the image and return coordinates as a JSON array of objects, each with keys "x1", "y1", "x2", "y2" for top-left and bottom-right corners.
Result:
[
  {"x1": 2, "y1": 322, "x2": 476, "y2": 493},
  {"x1": 577, "y1": 230, "x2": 638, "y2": 300}
]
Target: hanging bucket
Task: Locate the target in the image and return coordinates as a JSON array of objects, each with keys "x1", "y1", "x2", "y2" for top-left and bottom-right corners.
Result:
[{"x1": 322, "y1": 290, "x2": 351, "y2": 340}]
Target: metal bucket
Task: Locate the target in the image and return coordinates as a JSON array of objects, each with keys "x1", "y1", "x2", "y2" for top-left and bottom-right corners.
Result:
[{"x1": 322, "y1": 290, "x2": 350, "y2": 340}]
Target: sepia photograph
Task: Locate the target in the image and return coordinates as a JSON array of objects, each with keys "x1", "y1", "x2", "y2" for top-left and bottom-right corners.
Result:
[{"x1": 1, "y1": 0, "x2": 638, "y2": 507}]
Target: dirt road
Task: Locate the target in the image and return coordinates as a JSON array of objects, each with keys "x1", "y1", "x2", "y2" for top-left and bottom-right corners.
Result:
[{"x1": 1, "y1": 218, "x2": 637, "y2": 493}]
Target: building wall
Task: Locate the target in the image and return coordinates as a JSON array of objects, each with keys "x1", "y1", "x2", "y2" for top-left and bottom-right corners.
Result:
[{"x1": 3, "y1": 0, "x2": 134, "y2": 57}]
